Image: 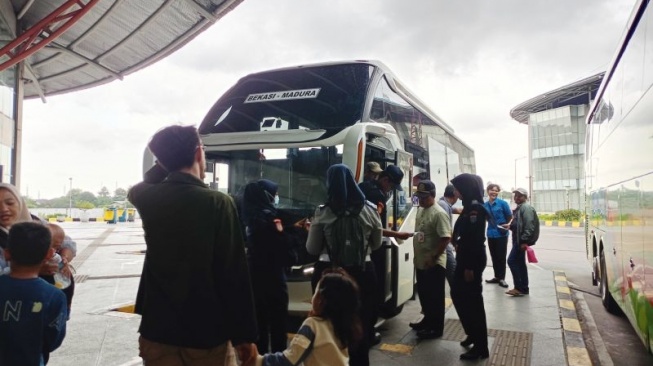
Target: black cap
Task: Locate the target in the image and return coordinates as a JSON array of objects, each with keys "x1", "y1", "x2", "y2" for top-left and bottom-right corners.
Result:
[
  {"x1": 382, "y1": 165, "x2": 404, "y2": 191},
  {"x1": 416, "y1": 180, "x2": 436, "y2": 196},
  {"x1": 443, "y1": 184, "x2": 455, "y2": 198}
]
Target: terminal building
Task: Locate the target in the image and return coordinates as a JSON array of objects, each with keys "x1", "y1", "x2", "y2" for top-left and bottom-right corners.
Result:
[
  {"x1": 0, "y1": 0, "x2": 241, "y2": 186},
  {"x1": 510, "y1": 73, "x2": 604, "y2": 213}
]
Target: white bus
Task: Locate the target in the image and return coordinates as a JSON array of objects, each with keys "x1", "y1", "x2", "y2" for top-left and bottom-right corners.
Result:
[
  {"x1": 585, "y1": 0, "x2": 653, "y2": 353},
  {"x1": 193, "y1": 60, "x2": 475, "y2": 316}
]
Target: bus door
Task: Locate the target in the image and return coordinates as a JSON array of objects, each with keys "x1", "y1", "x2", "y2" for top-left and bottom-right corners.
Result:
[{"x1": 385, "y1": 149, "x2": 416, "y2": 310}]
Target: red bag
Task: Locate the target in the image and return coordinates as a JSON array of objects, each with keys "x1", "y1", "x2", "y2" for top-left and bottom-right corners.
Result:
[{"x1": 526, "y1": 246, "x2": 538, "y2": 263}]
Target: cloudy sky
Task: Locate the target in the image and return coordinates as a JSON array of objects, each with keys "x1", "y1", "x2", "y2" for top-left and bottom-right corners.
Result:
[{"x1": 20, "y1": 0, "x2": 635, "y2": 199}]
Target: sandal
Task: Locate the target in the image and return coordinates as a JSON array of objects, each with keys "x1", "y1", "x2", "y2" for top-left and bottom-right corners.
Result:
[{"x1": 505, "y1": 288, "x2": 522, "y2": 296}]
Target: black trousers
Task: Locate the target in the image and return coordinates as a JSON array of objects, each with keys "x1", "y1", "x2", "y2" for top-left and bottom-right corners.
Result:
[
  {"x1": 450, "y1": 255, "x2": 488, "y2": 350},
  {"x1": 251, "y1": 270, "x2": 289, "y2": 353},
  {"x1": 311, "y1": 261, "x2": 378, "y2": 366},
  {"x1": 415, "y1": 265, "x2": 446, "y2": 332},
  {"x1": 487, "y1": 236, "x2": 509, "y2": 280}
]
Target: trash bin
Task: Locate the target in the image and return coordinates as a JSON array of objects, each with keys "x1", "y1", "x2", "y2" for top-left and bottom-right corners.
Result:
[
  {"x1": 127, "y1": 208, "x2": 135, "y2": 222},
  {"x1": 118, "y1": 209, "x2": 127, "y2": 222},
  {"x1": 104, "y1": 208, "x2": 117, "y2": 224}
]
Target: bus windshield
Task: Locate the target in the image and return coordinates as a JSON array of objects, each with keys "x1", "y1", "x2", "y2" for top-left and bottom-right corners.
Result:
[
  {"x1": 209, "y1": 145, "x2": 343, "y2": 222},
  {"x1": 199, "y1": 63, "x2": 374, "y2": 135}
]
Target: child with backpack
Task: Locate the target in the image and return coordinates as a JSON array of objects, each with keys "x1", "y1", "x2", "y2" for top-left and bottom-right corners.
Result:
[
  {"x1": 247, "y1": 268, "x2": 363, "y2": 366},
  {"x1": 306, "y1": 164, "x2": 383, "y2": 366}
]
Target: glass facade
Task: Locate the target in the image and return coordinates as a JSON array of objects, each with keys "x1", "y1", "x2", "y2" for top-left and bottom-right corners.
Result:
[{"x1": 529, "y1": 105, "x2": 586, "y2": 213}]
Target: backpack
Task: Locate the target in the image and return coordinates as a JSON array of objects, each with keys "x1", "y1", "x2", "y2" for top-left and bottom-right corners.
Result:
[{"x1": 326, "y1": 212, "x2": 367, "y2": 268}]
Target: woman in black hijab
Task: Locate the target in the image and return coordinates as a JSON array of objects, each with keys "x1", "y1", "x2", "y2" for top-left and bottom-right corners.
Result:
[
  {"x1": 242, "y1": 179, "x2": 293, "y2": 353},
  {"x1": 306, "y1": 164, "x2": 383, "y2": 366},
  {"x1": 450, "y1": 173, "x2": 491, "y2": 360}
]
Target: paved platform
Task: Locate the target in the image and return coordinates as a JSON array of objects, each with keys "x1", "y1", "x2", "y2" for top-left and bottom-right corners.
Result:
[{"x1": 47, "y1": 222, "x2": 575, "y2": 366}]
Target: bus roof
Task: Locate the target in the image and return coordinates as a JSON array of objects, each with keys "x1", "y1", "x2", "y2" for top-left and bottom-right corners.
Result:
[
  {"x1": 586, "y1": 0, "x2": 648, "y2": 125},
  {"x1": 235, "y1": 59, "x2": 472, "y2": 152}
]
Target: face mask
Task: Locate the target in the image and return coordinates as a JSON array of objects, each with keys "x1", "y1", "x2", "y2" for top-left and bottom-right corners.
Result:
[{"x1": 274, "y1": 194, "x2": 280, "y2": 207}]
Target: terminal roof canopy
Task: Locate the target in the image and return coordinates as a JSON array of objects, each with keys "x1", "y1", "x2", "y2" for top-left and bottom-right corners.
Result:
[
  {"x1": 509, "y1": 72, "x2": 605, "y2": 124},
  {"x1": 7, "y1": 0, "x2": 242, "y2": 100}
]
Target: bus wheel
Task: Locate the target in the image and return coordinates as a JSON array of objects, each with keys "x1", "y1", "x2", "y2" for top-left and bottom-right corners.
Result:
[{"x1": 600, "y1": 251, "x2": 620, "y2": 314}]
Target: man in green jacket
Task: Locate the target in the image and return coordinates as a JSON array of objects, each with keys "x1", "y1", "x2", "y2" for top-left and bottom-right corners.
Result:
[
  {"x1": 129, "y1": 125, "x2": 257, "y2": 365},
  {"x1": 506, "y1": 188, "x2": 539, "y2": 297}
]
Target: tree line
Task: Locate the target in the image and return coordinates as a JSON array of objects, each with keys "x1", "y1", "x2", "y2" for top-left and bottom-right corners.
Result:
[{"x1": 24, "y1": 186, "x2": 129, "y2": 209}]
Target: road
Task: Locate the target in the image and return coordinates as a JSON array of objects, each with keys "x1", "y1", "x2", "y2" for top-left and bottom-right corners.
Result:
[{"x1": 533, "y1": 226, "x2": 653, "y2": 365}]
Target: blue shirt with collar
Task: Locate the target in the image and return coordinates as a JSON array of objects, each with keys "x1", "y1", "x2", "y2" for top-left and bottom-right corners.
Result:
[{"x1": 484, "y1": 198, "x2": 512, "y2": 238}]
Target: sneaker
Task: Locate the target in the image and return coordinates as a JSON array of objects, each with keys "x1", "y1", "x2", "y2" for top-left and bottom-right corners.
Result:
[
  {"x1": 498, "y1": 280, "x2": 509, "y2": 288},
  {"x1": 485, "y1": 278, "x2": 500, "y2": 284},
  {"x1": 460, "y1": 337, "x2": 474, "y2": 347},
  {"x1": 371, "y1": 332, "x2": 382, "y2": 346},
  {"x1": 460, "y1": 347, "x2": 489, "y2": 360},
  {"x1": 409, "y1": 320, "x2": 428, "y2": 330},
  {"x1": 416, "y1": 329, "x2": 443, "y2": 339}
]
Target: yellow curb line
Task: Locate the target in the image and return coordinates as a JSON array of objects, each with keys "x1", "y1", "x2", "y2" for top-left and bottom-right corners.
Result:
[
  {"x1": 379, "y1": 343, "x2": 414, "y2": 355},
  {"x1": 566, "y1": 346, "x2": 592, "y2": 366},
  {"x1": 112, "y1": 304, "x2": 135, "y2": 313},
  {"x1": 562, "y1": 318, "x2": 582, "y2": 332},
  {"x1": 557, "y1": 286, "x2": 571, "y2": 294},
  {"x1": 559, "y1": 299, "x2": 575, "y2": 310}
]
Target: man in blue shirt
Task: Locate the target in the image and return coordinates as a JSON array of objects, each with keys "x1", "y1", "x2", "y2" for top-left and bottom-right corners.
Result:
[{"x1": 483, "y1": 183, "x2": 513, "y2": 288}]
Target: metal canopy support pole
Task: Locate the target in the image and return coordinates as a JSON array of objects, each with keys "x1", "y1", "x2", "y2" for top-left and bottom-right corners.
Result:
[{"x1": 11, "y1": 62, "x2": 23, "y2": 188}]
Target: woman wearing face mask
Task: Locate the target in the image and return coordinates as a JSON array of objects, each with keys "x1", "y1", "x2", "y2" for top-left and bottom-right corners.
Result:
[
  {"x1": 242, "y1": 179, "x2": 298, "y2": 354},
  {"x1": 0, "y1": 183, "x2": 33, "y2": 275},
  {"x1": 449, "y1": 174, "x2": 492, "y2": 361}
]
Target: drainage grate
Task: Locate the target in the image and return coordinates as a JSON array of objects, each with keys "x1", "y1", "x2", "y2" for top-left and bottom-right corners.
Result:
[{"x1": 443, "y1": 319, "x2": 533, "y2": 366}]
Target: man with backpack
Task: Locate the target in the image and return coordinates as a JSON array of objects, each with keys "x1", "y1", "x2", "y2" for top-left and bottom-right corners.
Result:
[
  {"x1": 410, "y1": 180, "x2": 452, "y2": 339},
  {"x1": 506, "y1": 188, "x2": 540, "y2": 297}
]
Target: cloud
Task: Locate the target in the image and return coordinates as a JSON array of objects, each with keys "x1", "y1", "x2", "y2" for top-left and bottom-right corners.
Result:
[{"x1": 20, "y1": 0, "x2": 634, "y2": 198}]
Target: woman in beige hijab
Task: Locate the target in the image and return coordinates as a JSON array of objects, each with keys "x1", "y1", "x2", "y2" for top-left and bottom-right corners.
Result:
[{"x1": 0, "y1": 183, "x2": 33, "y2": 274}]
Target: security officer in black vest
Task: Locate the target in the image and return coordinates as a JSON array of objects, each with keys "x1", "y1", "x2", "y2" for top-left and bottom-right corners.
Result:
[{"x1": 358, "y1": 165, "x2": 413, "y2": 344}]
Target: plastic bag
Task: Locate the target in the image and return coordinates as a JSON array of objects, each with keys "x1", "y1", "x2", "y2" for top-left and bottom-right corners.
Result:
[{"x1": 526, "y1": 246, "x2": 538, "y2": 263}]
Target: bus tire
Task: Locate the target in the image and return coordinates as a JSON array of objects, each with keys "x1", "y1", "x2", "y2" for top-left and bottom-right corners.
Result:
[{"x1": 600, "y1": 251, "x2": 620, "y2": 314}]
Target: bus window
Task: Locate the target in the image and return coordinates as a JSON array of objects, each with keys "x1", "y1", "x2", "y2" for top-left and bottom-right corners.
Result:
[{"x1": 208, "y1": 146, "x2": 342, "y2": 223}]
